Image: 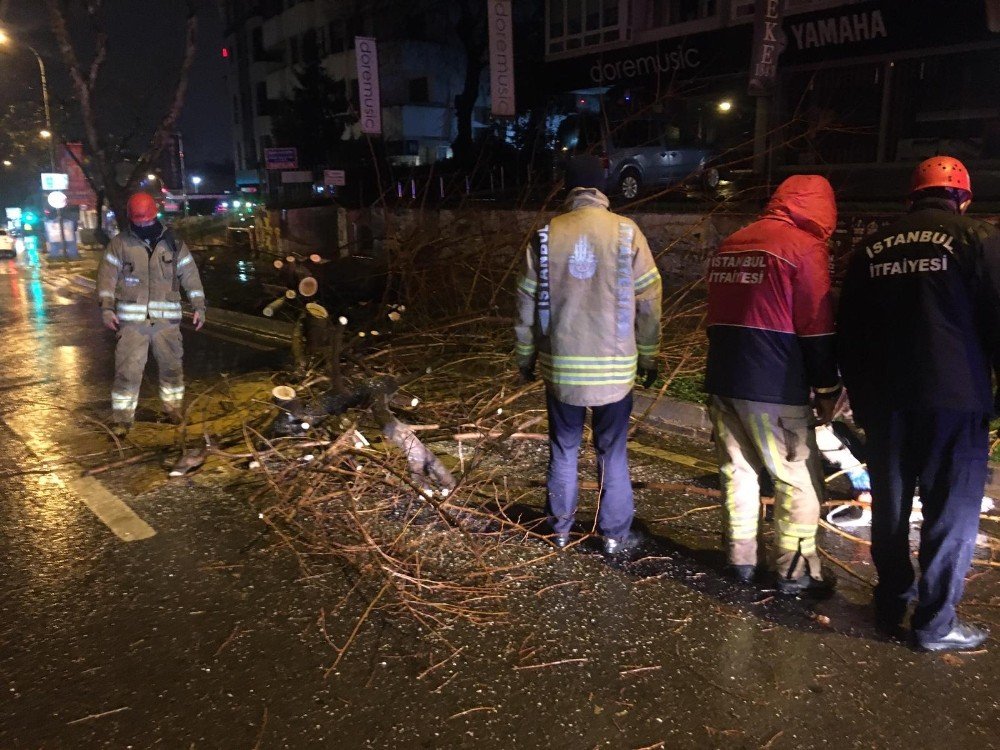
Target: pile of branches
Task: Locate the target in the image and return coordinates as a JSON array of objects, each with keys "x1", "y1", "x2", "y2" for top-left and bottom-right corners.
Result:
[{"x1": 172, "y1": 193, "x2": 714, "y2": 664}]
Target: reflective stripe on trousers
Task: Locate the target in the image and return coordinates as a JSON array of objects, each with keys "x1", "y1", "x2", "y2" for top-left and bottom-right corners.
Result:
[
  {"x1": 708, "y1": 395, "x2": 825, "y2": 578},
  {"x1": 112, "y1": 320, "x2": 185, "y2": 422}
]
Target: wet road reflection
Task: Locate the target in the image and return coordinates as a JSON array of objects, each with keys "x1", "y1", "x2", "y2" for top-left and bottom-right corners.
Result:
[{"x1": 0, "y1": 254, "x2": 996, "y2": 748}]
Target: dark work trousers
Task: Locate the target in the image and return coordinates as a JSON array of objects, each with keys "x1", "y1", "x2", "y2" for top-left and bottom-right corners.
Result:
[
  {"x1": 865, "y1": 409, "x2": 989, "y2": 640},
  {"x1": 546, "y1": 390, "x2": 634, "y2": 540}
]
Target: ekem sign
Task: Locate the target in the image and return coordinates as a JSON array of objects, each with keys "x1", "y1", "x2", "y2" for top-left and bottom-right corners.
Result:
[{"x1": 748, "y1": 0, "x2": 784, "y2": 95}]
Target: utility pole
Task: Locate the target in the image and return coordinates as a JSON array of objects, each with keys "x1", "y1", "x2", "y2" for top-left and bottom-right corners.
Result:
[{"x1": 176, "y1": 131, "x2": 189, "y2": 217}]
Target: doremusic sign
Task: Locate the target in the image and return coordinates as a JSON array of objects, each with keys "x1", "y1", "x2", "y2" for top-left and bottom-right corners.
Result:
[
  {"x1": 355, "y1": 36, "x2": 382, "y2": 135},
  {"x1": 488, "y1": 0, "x2": 516, "y2": 116}
]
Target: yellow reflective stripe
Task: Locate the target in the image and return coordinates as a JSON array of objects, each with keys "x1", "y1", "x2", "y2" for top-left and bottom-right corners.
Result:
[
  {"x1": 634, "y1": 267, "x2": 660, "y2": 292},
  {"x1": 176, "y1": 255, "x2": 193, "y2": 268},
  {"x1": 515, "y1": 342, "x2": 535, "y2": 355},
  {"x1": 187, "y1": 290, "x2": 204, "y2": 298},
  {"x1": 545, "y1": 377, "x2": 636, "y2": 386},
  {"x1": 538, "y1": 352, "x2": 639, "y2": 370},
  {"x1": 637, "y1": 344, "x2": 659, "y2": 356},
  {"x1": 104, "y1": 253, "x2": 121, "y2": 267},
  {"x1": 517, "y1": 276, "x2": 537, "y2": 295},
  {"x1": 99, "y1": 290, "x2": 115, "y2": 298},
  {"x1": 148, "y1": 301, "x2": 182, "y2": 309}
]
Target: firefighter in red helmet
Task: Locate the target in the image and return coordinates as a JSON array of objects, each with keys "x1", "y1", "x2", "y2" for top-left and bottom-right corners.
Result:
[
  {"x1": 96, "y1": 193, "x2": 206, "y2": 436},
  {"x1": 839, "y1": 156, "x2": 1000, "y2": 651}
]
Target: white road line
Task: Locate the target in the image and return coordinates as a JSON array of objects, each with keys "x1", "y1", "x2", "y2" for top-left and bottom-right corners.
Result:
[
  {"x1": 1, "y1": 414, "x2": 157, "y2": 542},
  {"x1": 66, "y1": 475, "x2": 156, "y2": 541}
]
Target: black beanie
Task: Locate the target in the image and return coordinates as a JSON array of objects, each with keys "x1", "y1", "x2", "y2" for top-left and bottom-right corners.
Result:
[{"x1": 565, "y1": 155, "x2": 606, "y2": 191}]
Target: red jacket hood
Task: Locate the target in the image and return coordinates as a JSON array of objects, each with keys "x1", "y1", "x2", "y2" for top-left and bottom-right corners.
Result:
[{"x1": 764, "y1": 175, "x2": 837, "y2": 241}]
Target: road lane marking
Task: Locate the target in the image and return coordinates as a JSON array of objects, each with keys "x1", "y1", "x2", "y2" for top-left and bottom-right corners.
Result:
[
  {"x1": 66, "y1": 475, "x2": 156, "y2": 541},
  {"x1": 627, "y1": 441, "x2": 718, "y2": 473},
  {"x1": 1, "y1": 413, "x2": 157, "y2": 542}
]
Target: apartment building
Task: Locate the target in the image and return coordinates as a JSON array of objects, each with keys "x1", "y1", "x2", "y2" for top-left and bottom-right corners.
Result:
[{"x1": 221, "y1": 0, "x2": 488, "y2": 179}]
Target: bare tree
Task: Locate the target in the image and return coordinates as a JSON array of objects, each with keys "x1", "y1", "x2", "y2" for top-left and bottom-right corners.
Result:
[
  {"x1": 452, "y1": 0, "x2": 487, "y2": 167},
  {"x1": 44, "y1": 0, "x2": 200, "y2": 227}
]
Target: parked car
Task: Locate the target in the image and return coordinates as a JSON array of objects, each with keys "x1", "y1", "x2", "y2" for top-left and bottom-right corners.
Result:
[
  {"x1": 0, "y1": 229, "x2": 16, "y2": 259},
  {"x1": 555, "y1": 112, "x2": 719, "y2": 200}
]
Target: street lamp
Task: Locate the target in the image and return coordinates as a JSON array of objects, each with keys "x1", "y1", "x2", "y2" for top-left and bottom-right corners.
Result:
[
  {"x1": 2, "y1": 159, "x2": 11, "y2": 167},
  {"x1": 0, "y1": 30, "x2": 55, "y2": 171},
  {"x1": 190, "y1": 175, "x2": 203, "y2": 193},
  {"x1": 147, "y1": 173, "x2": 157, "y2": 182}
]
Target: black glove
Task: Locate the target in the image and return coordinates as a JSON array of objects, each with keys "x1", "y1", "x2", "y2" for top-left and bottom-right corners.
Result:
[{"x1": 637, "y1": 365, "x2": 657, "y2": 389}]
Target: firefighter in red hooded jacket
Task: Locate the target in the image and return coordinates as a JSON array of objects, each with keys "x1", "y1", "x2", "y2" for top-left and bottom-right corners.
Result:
[{"x1": 705, "y1": 175, "x2": 841, "y2": 595}]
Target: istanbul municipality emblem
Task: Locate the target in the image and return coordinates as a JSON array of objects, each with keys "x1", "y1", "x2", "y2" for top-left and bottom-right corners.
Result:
[{"x1": 568, "y1": 236, "x2": 597, "y2": 280}]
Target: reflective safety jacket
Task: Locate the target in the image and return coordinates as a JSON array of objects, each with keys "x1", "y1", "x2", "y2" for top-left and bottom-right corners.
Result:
[
  {"x1": 838, "y1": 197, "x2": 1000, "y2": 423},
  {"x1": 97, "y1": 226, "x2": 206, "y2": 323},
  {"x1": 514, "y1": 188, "x2": 663, "y2": 407},
  {"x1": 705, "y1": 174, "x2": 841, "y2": 406}
]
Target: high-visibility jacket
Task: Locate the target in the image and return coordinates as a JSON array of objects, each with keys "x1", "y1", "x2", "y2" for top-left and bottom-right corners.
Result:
[
  {"x1": 514, "y1": 188, "x2": 662, "y2": 407},
  {"x1": 97, "y1": 226, "x2": 206, "y2": 323},
  {"x1": 705, "y1": 175, "x2": 841, "y2": 406}
]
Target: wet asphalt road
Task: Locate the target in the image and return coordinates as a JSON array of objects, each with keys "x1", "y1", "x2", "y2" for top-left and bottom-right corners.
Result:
[{"x1": 1, "y1": 254, "x2": 1000, "y2": 749}]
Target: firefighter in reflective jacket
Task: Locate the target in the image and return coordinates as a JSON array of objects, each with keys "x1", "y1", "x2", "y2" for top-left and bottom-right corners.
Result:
[
  {"x1": 839, "y1": 157, "x2": 1000, "y2": 652},
  {"x1": 97, "y1": 193, "x2": 206, "y2": 436},
  {"x1": 514, "y1": 155, "x2": 662, "y2": 556}
]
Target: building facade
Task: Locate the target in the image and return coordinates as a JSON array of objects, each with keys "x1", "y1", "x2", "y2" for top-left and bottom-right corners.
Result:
[
  {"x1": 221, "y1": 0, "x2": 490, "y2": 179},
  {"x1": 543, "y1": 0, "x2": 1000, "y2": 174}
]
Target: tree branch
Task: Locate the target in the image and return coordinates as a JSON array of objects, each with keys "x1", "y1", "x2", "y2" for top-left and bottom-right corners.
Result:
[{"x1": 127, "y1": 3, "x2": 199, "y2": 185}]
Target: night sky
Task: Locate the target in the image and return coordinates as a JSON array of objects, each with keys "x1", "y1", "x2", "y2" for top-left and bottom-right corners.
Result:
[{"x1": 0, "y1": 0, "x2": 231, "y2": 172}]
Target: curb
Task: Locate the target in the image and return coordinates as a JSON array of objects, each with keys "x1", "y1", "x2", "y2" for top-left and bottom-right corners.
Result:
[{"x1": 633, "y1": 391, "x2": 712, "y2": 440}]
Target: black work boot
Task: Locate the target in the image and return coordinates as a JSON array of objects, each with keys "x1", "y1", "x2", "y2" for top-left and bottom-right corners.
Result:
[
  {"x1": 915, "y1": 620, "x2": 989, "y2": 653},
  {"x1": 163, "y1": 405, "x2": 184, "y2": 425},
  {"x1": 776, "y1": 572, "x2": 836, "y2": 597},
  {"x1": 602, "y1": 530, "x2": 641, "y2": 557},
  {"x1": 726, "y1": 564, "x2": 756, "y2": 584},
  {"x1": 551, "y1": 533, "x2": 571, "y2": 549}
]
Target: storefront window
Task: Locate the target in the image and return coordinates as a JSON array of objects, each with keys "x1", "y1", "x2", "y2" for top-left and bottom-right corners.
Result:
[
  {"x1": 782, "y1": 63, "x2": 882, "y2": 165},
  {"x1": 889, "y1": 50, "x2": 1000, "y2": 161},
  {"x1": 547, "y1": 0, "x2": 622, "y2": 55}
]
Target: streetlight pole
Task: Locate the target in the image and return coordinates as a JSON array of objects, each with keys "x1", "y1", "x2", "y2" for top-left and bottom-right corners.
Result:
[
  {"x1": 26, "y1": 42, "x2": 66, "y2": 255},
  {"x1": 1, "y1": 31, "x2": 64, "y2": 253}
]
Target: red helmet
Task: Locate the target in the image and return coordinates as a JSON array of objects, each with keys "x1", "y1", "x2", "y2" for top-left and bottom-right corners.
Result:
[
  {"x1": 910, "y1": 156, "x2": 972, "y2": 197},
  {"x1": 127, "y1": 192, "x2": 158, "y2": 224}
]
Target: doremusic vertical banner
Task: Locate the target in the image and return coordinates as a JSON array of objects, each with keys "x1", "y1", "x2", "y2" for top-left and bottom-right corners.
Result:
[
  {"x1": 487, "y1": 1, "x2": 516, "y2": 116},
  {"x1": 355, "y1": 36, "x2": 382, "y2": 135}
]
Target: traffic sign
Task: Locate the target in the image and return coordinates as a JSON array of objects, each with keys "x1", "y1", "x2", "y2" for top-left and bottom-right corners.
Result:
[
  {"x1": 264, "y1": 148, "x2": 298, "y2": 170},
  {"x1": 47, "y1": 191, "x2": 68, "y2": 209},
  {"x1": 281, "y1": 170, "x2": 313, "y2": 184},
  {"x1": 323, "y1": 169, "x2": 346, "y2": 186},
  {"x1": 41, "y1": 172, "x2": 69, "y2": 191}
]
